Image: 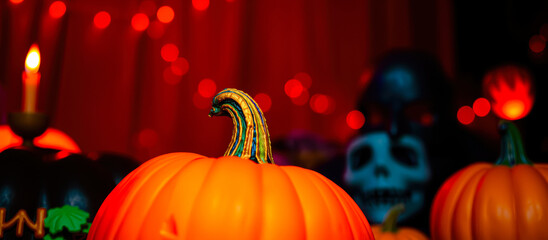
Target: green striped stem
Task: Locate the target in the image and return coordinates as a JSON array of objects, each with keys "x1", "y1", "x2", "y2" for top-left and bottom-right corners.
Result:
[
  {"x1": 209, "y1": 88, "x2": 274, "y2": 164},
  {"x1": 495, "y1": 121, "x2": 532, "y2": 166}
]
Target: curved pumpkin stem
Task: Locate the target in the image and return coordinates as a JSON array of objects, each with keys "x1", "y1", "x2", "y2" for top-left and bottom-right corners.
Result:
[
  {"x1": 209, "y1": 88, "x2": 274, "y2": 164},
  {"x1": 381, "y1": 203, "x2": 404, "y2": 233},
  {"x1": 495, "y1": 121, "x2": 531, "y2": 167}
]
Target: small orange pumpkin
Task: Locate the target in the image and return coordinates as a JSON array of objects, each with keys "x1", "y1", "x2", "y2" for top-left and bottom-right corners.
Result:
[
  {"x1": 88, "y1": 88, "x2": 374, "y2": 240},
  {"x1": 430, "y1": 122, "x2": 548, "y2": 239},
  {"x1": 372, "y1": 204, "x2": 428, "y2": 240}
]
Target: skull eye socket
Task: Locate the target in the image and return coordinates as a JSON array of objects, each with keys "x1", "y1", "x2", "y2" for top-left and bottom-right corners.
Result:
[
  {"x1": 350, "y1": 146, "x2": 372, "y2": 170},
  {"x1": 390, "y1": 145, "x2": 418, "y2": 167}
]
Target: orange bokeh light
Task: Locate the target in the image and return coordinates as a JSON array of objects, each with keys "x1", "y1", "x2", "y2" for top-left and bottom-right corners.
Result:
[
  {"x1": 49, "y1": 1, "x2": 66, "y2": 19},
  {"x1": 157, "y1": 6, "x2": 175, "y2": 23},
  {"x1": 0, "y1": 126, "x2": 80, "y2": 153},
  {"x1": 161, "y1": 43, "x2": 179, "y2": 62},
  {"x1": 10, "y1": 0, "x2": 23, "y2": 4},
  {"x1": 132, "y1": 13, "x2": 150, "y2": 31},
  {"x1": 192, "y1": 0, "x2": 209, "y2": 11},
  {"x1": 346, "y1": 110, "x2": 365, "y2": 130},
  {"x1": 94, "y1": 11, "x2": 111, "y2": 29}
]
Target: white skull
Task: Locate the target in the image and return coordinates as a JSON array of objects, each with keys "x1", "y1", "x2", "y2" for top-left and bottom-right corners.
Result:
[{"x1": 344, "y1": 131, "x2": 430, "y2": 223}]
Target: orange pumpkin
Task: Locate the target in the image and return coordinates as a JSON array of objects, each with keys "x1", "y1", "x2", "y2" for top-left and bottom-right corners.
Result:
[
  {"x1": 430, "y1": 122, "x2": 548, "y2": 240},
  {"x1": 88, "y1": 88, "x2": 374, "y2": 240},
  {"x1": 372, "y1": 204, "x2": 428, "y2": 240}
]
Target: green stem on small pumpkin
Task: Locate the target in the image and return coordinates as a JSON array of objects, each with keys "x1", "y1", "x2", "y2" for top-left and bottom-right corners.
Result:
[
  {"x1": 381, "y1": 203, "x2": 404, "y2": 233},
  {"x1": 495, "y1": 121, "x2": 532, "y2": 167},
  {"x1": 209, "y1": 88, "x2": 274, "y2": 164}
]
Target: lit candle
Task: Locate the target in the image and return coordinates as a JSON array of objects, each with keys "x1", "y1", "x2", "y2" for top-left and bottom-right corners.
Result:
[{"x1": 23, "y1": 44, "x2": 41, "y2": 113}]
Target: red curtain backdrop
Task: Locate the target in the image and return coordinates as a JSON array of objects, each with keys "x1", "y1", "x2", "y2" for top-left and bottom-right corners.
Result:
[{"x1": 0, "y1": 0, "x2": 454, "y2": 162}]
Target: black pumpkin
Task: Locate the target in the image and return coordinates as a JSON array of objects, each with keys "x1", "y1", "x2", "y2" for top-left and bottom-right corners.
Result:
[{"x1": 0, "y1": 146, "x2": 122, "y2": 239}]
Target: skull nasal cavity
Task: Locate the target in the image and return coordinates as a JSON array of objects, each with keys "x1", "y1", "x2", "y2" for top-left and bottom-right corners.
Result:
[{"x1": 374, "y1": 165, "x2": 389, "y2": 177}]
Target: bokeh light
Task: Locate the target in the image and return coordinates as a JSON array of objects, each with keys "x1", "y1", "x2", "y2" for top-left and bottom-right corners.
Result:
[
  {"x1": 161, "y1": 43, "x2": 179, "y2": 62},
  {"x1": 163, "y1": 67, "x2": 182, "y2": 85},
  {"x1": 284, "y1": 79, "x2": 304, "y2": 98},
  {"x1": 171, "y1": 57, "x2": 189, "y2": 76},
  {"x1": 198, "y1": 78, "x2": 217, "y2": 97},
  {"x1": 457, "y1": 106, "x2": 475, "y2": 125},
  {"x1": 192, "y1": 0, "x2": 209, "y2": 11},
  {"x1": 291, "y1": 88, "x2": 309, "y2": 106},
  {"x1": 473, "y1": 98, "x2": 491, "y2": 117},
  {"x1": 157, "y1": 6, "x2": 175, "y2": 23},
  {"x1": 359, "y1": 68, "x2": 374, "y2": 88},
  {"x1": 147, "y1": 20, "x2": 166, "y2": 39},
  {"x1": 294, "y1": 72, "x2": 312, "y2": 89},
  {"x1": 10, "y1": 0, "x2": 24, "y2": 4},
  {"x1": 49, "y1": 1, "x2": 66, "y2": 19},
  {"x1": 138, "y1": 129, "x2": 158, "y2": 148},
  {"x1": 93, "y1": 11, "x2": 111, "y2": 29},
  {"x1": 193, "y1": 92, "x2": 210, "y2": 109},
  {"x1": 529, "y1": 35, "x2": 545, "y2": 53},
  {"x1": 132, "y1": 13, "x2": 150, "y2": 31},
  {"x1": 254, "y1": 93, "x2": 272, "y2": 112},
  {"x1": 346, "y1": 110, "x2": 365, "y2": 130},
  {"x1": 310, "y1": 94, "x2": 329, "y2": 114}
]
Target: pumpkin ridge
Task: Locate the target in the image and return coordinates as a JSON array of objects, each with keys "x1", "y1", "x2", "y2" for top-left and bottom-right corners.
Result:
[
  {"x1": 110, "y1": 153, "x2": 192, "y2": 239},
  {"x1": 137, "y1": 155, "x2": 211, "y2": 238},
  {"x1": 271, "y1": 166, "x2": 307, "y2": 239},
  {"x1": 451, "y1": 166, "x2": 489, "y2": 239},
  {"x1": 314, "y1": 170, "x2": 367, "y2": 239}
]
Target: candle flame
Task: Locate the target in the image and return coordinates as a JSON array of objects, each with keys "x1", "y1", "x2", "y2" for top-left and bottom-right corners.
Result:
[
  {"x1": 488, "y1": 75, "x2": 533, "y2": 120},
  {"x1": 25, "y1": 44, "x2": 41, "y2": 73}
]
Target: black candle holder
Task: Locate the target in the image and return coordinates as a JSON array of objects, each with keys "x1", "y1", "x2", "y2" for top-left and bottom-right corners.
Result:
[{"x1": 8, "y1": 112, "x2": 49, "y2": 148}]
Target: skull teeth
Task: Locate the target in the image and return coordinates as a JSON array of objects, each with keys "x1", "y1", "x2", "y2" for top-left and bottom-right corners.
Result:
[{"x1": 362, "y1": 188, "x2": 412, "y2": 206}]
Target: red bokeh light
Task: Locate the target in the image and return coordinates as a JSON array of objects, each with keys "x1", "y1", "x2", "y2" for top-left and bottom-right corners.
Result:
[
  {"x1": 49, "y1": 1, "x2": 66, "y2": 19},
  {"x1": 132, "y1": 13, "x2": 150, "y2": 31},
  {"x1": 193, "y1": 92, "x2": 210, "y2": 109},
  {"x1": 346, "y1": 110, "x2": 365, "y2": 130},
  {"x1": 310, "y1": 94, "x2": 329, "y2": 114},
  {"x1": 420, "y1": 113, "x2": 434, "y2": 126},
  {"x1": 294, "y1": 72, "x2": 312, "y2": 89},
  {"x1": 163, "y1": 67, "x2": 182, "y2": 85},
  {"x1": 157, "y1": 6, "x2": 175, "y2": 23},
  {"x1": 254, "y1": 93, "x2": 272, "y2": 112},
  {"x1": 161, "y1": 43, "x2": 179, "y2": 62},
  {"x1": 147, "y1": 20, "x2": 165, "y2": 39},
  {"x1": 138, "y1": 129, "x2": 158, "y2": 148},
  {"x1": 359, "y1": 68, "x2": 374, "y2": 88},
  {"x1": 192, "y1": 0, "x2": 209, "y2": 11},
  {"x1": 457, "y1": 106, "x2": 475, "y2": 125},
  {"x1": 473, "y1": 98, "x2": 491, "y2": 117},
  {"x1": 529, "y1": 35, "x2": 545, "y2": 53},
  {"x1": 291, "y1": 88, "x2": 309, "y2": 106},
  {"x1": 284, "y1": 79, "x2": 304, "y2": 98},
  {"x1": 94, "y1": 11, "x2": 111, "y2": 29},
  {"x1": 198, "y1": 78, "x2": 217, "y2": 98},
  {"x1": 171, "y1": 57, "x2": 189, "y2": 76},
  {"x1": 10, "y1": 0, "x2": 23, "y2": 4}
]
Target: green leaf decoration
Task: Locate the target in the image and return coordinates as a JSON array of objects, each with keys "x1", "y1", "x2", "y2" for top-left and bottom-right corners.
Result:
[
  {"x1": 82, "y1": 222, "x2": 92, "y2": 233},
  {"x1": 44, "y1": 205, "x2": 90, "y2": 234},
  {"x1": 43, "y1": 233, "x2": 64, "y2": 240}
]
